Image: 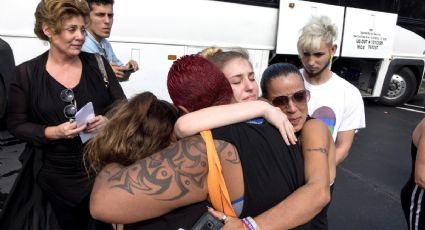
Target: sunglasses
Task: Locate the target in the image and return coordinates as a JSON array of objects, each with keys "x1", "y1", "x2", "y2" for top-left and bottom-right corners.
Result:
[
  {"x1": 60, "y1": 89, "x2": 78, "y2": 121},
  {"x1": 271, "y1": 90, "x2": 310, "y2": 108}
]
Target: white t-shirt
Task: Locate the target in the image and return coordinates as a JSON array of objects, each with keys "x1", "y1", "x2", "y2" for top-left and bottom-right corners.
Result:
[{"x1": 301, "y1": 70, "x2": 366, "y2": 141}]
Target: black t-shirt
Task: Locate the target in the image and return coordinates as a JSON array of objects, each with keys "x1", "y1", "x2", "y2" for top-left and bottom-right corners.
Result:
[
  {"x1": 212, "y1": 118, "x2": 309, "y2": 229},
  {"x1": 124, "y1": 200, "x2": 209, "y2": 230}
]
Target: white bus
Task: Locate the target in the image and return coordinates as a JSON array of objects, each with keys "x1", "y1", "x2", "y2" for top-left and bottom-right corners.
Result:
[
  {"x1": 1, "y1": 0, "x2": 424, "y2": 105},
  {"x1": 272, "y1": 0, "x2": 425, "y2": 106}
]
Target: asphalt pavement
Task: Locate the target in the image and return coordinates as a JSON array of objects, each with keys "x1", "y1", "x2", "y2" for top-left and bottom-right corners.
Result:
[
  {"x1": 0, "y1": 96, "x2": 424, "y2": 229},
  {"x1": 328, "y1": 96, "x2": 425, "y2": 230}
]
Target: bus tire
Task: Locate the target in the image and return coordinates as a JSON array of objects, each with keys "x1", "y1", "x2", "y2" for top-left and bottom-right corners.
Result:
[{"x1": 379, "y1": 67, "x2": 416, "y2": 106}]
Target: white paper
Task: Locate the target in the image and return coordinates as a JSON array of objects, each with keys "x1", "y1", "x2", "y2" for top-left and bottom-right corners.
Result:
[{"x1": 75, "y1": 102, "x2": 95, "y2": 143}]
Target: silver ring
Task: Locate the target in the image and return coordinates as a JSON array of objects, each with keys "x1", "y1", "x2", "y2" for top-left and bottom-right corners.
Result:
[{"x1": 221, "y1": 214, "x2": 228, "y2": 223}]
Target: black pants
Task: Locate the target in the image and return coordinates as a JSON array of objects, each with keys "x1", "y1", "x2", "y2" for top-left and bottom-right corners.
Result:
[{"x1": 401, "y1": 183, "x2": 425, "y2": 230}]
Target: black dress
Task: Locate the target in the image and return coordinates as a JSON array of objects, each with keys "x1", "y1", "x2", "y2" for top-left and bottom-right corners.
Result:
[{"x1": 0, "y1": 51, "x2": 125, "y2": 230}]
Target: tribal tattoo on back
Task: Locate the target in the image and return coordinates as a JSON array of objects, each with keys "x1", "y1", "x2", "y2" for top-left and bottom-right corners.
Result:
[{"x1": 103, "y1": 135, "x2": 234, "y2": 201}]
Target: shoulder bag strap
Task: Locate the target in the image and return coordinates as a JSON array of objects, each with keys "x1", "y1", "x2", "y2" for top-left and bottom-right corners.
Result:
[
  {"x1": 94, "y1": 53, "x2": 110, "y2": 88},
  {"x1": 200, "y1": 130, "x2": 236, "y2": 217}
]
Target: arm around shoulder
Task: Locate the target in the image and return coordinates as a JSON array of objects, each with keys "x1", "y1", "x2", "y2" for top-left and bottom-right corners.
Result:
[
  {"x1": 174, "y1": 100, "x2": 272, "y2": 138},
  {"x1": 174, "y1": 100, "x2": 296, "y2": 144}
]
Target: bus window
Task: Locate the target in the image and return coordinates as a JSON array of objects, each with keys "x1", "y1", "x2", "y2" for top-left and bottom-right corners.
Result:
[
  {"x1": 399, "y1": 0, "x2": 425, "y2": 21},
  {"x1": 343, "y1": 0, "x2": 398, "y2": 13},
  {"x1": 398, "y1": 0, "x2": 425, "y2": 38},
  {"x1": 214, "y1": 0, "x2": 400, "y2": 12}
]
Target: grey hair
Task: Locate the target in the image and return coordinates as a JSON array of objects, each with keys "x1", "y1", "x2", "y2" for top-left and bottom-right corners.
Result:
[{"x1": 297, "y1": 16, "x2": 338, "y2": 55}]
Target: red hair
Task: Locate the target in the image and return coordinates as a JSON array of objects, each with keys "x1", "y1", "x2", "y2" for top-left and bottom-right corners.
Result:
[{"x1": 167, "y1": 55, "x2": 233, "y2": 112}]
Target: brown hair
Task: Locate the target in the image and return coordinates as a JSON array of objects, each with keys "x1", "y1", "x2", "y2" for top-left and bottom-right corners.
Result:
[
  {"x1": 84, "y1": 92, "x2": 178, "y2": 172},
  {"x1": 34, "y1": 0, "x2": 90, "y2": 41},
  {"x1": 199, "y1": 47, "x2": 252, "y2": 70}
]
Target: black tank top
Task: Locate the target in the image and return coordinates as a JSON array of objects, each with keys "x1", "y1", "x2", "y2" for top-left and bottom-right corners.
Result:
[{"x1": 212, "y1": 118, "x2": 309, "y2": 229}]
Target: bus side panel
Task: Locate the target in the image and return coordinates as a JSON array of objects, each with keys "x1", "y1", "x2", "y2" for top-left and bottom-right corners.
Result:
[
  {"x1": 112, "y1": 0, "x2": 278, "y2": 50},
  {"x1": 111, "y1": 42, "x2": 186, "y2": 100},
  {"x1": 342, "y1": 7, "x2": 397, "y2": 58},
  {"x1": 0, "y1": 0, "x2": 279, "y2": 51},
  {"x1": 110, "y1": 43, "x2": 270, "y2": 100},
  {"x1": 185, "y1": 46, "x2": 270, "y2": 87},
  {"x1": 0, "y1": 36, "x2": 49, "y2": 65},
  {"x1": 0, "y1": 0, "x2": 38, "y2": 38},
  {"x1": 276, "y1": 0, "x2": 344, "y2": 55}
]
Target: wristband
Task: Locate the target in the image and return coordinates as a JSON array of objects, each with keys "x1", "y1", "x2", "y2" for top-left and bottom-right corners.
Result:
[
  {"x1": 241, "y1": 219, "x2": 249, "y2": 230},
  {"x1": 242, "y1": 218, "x2": 253, "y2": 230},
  {"x1": 246, "y1": 216, "x2": 260, "y2": 230},
  {"x1": 242, "y1": 217, "x2": 260, "y2": 230}
]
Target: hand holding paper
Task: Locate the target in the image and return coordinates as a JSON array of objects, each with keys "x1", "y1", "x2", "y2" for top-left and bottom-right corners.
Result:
[{"x1": 75, "y1": 102, "x2": 95, "y2": 143}]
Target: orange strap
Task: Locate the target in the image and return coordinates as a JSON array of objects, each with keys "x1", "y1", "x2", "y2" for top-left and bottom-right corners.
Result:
[{"x1": 200, "y1": 130, "x2": 236, "y2": 217}]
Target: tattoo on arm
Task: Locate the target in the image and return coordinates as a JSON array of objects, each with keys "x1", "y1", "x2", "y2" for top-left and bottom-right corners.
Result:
[
  {"x1": 215, "y1": 140, "x2": 240, "y2": 164},
  {"x1": 305, "y1": 147, "x2": 328, "y2": 155},
  {"x1": 104, "y1": 135, "x2": 209, "y2": 201}
]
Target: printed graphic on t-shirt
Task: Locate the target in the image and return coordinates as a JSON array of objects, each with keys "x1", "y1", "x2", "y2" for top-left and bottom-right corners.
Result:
[{"x1": 311, "y1": 106, "x2": 336, "y2": 135}]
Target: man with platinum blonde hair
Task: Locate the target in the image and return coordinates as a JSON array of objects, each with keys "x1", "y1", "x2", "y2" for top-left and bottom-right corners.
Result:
[{"x1": 297, "y1": 15, "x2": 366, "y2": 230}]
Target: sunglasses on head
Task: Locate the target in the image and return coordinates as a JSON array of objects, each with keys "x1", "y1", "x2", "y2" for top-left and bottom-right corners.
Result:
[
  {"x1": 60, "y1": 88, "x2": 78, "y2": 122},
  {"x1": 271, "y1": 90, "x2": 310, "y2": 108}
]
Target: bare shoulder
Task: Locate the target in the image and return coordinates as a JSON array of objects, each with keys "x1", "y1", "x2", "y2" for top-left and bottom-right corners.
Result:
[
  {"x1": 301, "y1": 119, "x2": 332, "y2": 156},
  {"x1": 302, "y1": 119, "x2": 333, "y2": 146},
  {"x1": 303, "y1": 119, "x2": 330, "y2": 134}
]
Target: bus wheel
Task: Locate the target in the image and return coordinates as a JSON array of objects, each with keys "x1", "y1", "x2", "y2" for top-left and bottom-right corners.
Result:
[{"x1": 380, "y1": 67, "x2": 416, "y2": 106}]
